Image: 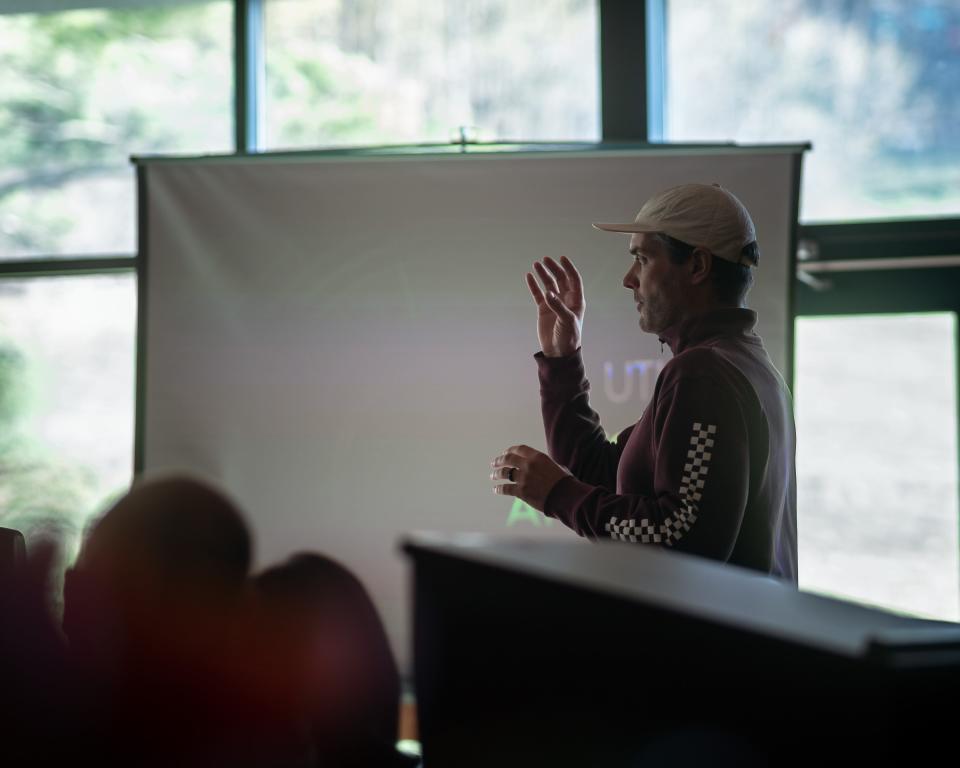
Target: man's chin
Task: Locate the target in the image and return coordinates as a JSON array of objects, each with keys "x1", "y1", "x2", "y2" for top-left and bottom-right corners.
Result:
[{"x1": 639, "y1": 315, "x2": 664, "y2": 335}]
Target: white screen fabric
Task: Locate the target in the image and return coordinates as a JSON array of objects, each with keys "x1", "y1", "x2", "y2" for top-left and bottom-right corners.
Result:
[{"x1": 139, "y1": 147, "x2": 802, "y2": 667}]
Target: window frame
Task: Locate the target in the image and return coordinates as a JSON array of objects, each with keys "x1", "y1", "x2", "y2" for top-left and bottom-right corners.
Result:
[{"x1": 1, "y1": 0, "x2": 956, "y2": 498}]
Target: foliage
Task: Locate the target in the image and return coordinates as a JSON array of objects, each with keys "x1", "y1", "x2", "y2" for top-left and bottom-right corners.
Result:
[
  {"x1": 0, "y1": 343, "x2": 25, "y2": 430},
  {"x1": 0, "y1": 3, "x2": 233, "y2": 254},
  {"x1": 667, "y1": 0, "x2": 960, "y2": 219},
  {"x1": 0, "y1": 334, "x2": 97, "y2": 544},
  {"x1": 264, "y1": 0, "x2": 599, "y2": 148}
]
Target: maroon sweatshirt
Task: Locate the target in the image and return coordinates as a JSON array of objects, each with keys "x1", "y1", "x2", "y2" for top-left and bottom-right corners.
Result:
[{"x1": 539, "y1": 307, "x2": 798, "y2": 583}]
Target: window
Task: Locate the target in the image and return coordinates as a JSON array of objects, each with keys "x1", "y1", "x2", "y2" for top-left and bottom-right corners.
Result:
[
  {"x1": 795, "y1": 312, "x2": 959, "y2": 620},
  {"x1": 663, "y1": 0, "x2": 960, "y2": 222},
  {"x1": 0, "y1": 1, "x2": 233, "y2": 258},
  {"x1": 263, "y1": 0, "x2": 600, "y2": 149},
  {"x1": 0, "y1": 1, "x2": 232, "y2": 584},
  {"x1": 0, "y1": 273, "x2": 136, "y2": 579},
  {"x1": 1, "y1": 2, "x2": 957, "y2": 628}
]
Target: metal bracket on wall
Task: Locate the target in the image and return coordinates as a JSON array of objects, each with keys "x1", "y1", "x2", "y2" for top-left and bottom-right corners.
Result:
[
  {"x1": 797, "y1": 254, "x2": 960, "y2": 290},
  {"x1": 800, "y1": 254, "x2": 960, "y2": 273},
  {"x1": 795, "y1": 233, "x2": 960, "y2": 291},
  {"x1": 796, "y1": 268, "x2": 832, "y2": 292},
  {"x1": 795, "y1": 237, "x2": 832, "y2": 291}
]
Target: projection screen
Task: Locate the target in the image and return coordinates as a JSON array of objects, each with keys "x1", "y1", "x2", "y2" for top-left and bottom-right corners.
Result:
[{"x1": 137, "y1": 145, "x2": 804, "y2": 668}]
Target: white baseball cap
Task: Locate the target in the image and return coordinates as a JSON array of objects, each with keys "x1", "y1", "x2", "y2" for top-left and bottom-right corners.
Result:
[{"x1": 593, "y1": 183, "x2": 758, "y2": 267}]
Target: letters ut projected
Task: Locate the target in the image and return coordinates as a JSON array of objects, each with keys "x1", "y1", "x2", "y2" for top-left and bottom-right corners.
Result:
[{"x1": 603, "y1": 359, "x2": 667, "y2": 405}]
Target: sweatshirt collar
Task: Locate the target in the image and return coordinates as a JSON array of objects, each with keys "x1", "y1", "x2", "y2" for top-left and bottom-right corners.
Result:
[{"x1": 658, "y1": 307, "x2": 759, "y2": 355}]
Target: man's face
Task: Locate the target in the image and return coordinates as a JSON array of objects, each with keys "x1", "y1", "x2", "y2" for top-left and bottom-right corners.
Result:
[{"x1": 622, "y1": 232, "x2": 687, "y2": 335}]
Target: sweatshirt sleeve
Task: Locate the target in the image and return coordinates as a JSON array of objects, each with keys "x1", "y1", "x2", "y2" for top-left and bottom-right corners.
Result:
[
  {"x1": 542, "y1": 373, "x2": 750, "y2": 561},
  {"x1": 536, "y1": 349, "x2": 629, "y2": 492}
]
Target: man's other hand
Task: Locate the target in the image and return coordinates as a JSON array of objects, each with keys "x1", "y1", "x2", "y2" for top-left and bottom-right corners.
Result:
[
  {"x1": 526, "y1": 256, "x2": 584, "y2": 358},
  {"x1": 490, "y1": 445, "x2": 570, "y2": 512}
]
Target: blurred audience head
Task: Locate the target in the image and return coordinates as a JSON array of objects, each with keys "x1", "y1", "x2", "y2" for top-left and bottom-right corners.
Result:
[
  {"x1": 62, "y1": 475, "x2": 254, "y2": 764},
  {"x1": 255, "y1": 553, "x2": 403, "y2": 767},
  {"x1": 64, "y1": 474, "x2": 250, "y2": 645}
]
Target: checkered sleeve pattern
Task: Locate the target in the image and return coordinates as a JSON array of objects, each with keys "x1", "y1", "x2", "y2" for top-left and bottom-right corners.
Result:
[{"x1": 604, "y1": 422, "x2": 716, "y2": 546}]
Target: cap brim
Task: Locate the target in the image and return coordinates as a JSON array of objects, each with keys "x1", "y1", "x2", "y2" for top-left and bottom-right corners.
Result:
[{"x1": 592, "y1": 220, "x2": 659, "y2": 233}]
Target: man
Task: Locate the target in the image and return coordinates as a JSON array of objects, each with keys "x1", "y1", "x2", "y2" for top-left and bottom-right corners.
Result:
[{"x1": 491, "y1": 183, "x2": 797, "y2": 582}]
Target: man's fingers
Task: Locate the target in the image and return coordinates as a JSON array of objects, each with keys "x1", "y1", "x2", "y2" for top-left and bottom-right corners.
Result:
[
  {"x1": 489, "y1": 466, "x2": 517, "y2": 482},
  {"x1": 491, "y1": 445, "x2": 537, "y2": 469},
  {"x1": 491, "y1": 452, "x2": 521, "y2": 469},
  {"x1": 533, "y1": 261, "x2": 560, "y2": 296},
  {"x1": 559, "y1": 256, "x2": 584, "y2": 295},
  {"x1": 542, "y1": 257, "x2": 570, "y2": 292},
  {"x1": 525, "y1": 272, "x2": 546, "y2": 306},
  {"x1": 493, "y1": 483, "x2": 518, "y2": 497},
  {"x1": 544, "y1": 290, "x2": 576, "y2": 321}
]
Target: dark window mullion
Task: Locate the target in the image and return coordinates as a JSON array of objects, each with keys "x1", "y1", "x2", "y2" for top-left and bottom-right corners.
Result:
[
  {"x1": 599, "y1": 0, "x2": 649, "y2": 142},
  {"x1": 235, "y1": 0, "x2": 264, "y2": 153},
  {"x1": 0, "y1": 257, "x2": 137, "y2": 278},
  {"x1": 799, "y1": 218, "x2": 960, "y2": 262}
]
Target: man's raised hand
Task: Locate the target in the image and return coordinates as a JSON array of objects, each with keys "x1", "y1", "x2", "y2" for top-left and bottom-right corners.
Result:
[{"x1": 525, "y1": 256, "x2": 585, "y2": 358}]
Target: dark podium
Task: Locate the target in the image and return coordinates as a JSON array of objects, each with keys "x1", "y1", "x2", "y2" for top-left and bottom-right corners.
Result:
[{"x1": 403, "y1": 534, "x2": 960, "y2": 767}]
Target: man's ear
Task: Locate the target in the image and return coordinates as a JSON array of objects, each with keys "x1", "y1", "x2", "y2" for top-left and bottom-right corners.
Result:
[{"x1": 689, "y1": 247, "x2": 713, "y2": 286}]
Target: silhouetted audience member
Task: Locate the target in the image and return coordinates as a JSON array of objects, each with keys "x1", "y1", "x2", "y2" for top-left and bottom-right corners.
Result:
[
  {"x1": 0, "y1": 534, "x2": 77, "y2": 766},
  {"x1": 0, "y1": 526, "x2": 26, "y2": 579},
  {"x1": 8, "y1": 478, "x2": 420, "y2": 766},
  {"x1": 255, "y1": 553, "x2": 419, "y2": 768},
  {"x1": 62, "y1": 476, "x2": 255, "y2": 767}
]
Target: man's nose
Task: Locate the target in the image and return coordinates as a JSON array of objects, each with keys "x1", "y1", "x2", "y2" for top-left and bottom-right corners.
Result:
[{"x1": 623, "y1": 265, "x2": 639, "y2": 290}]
